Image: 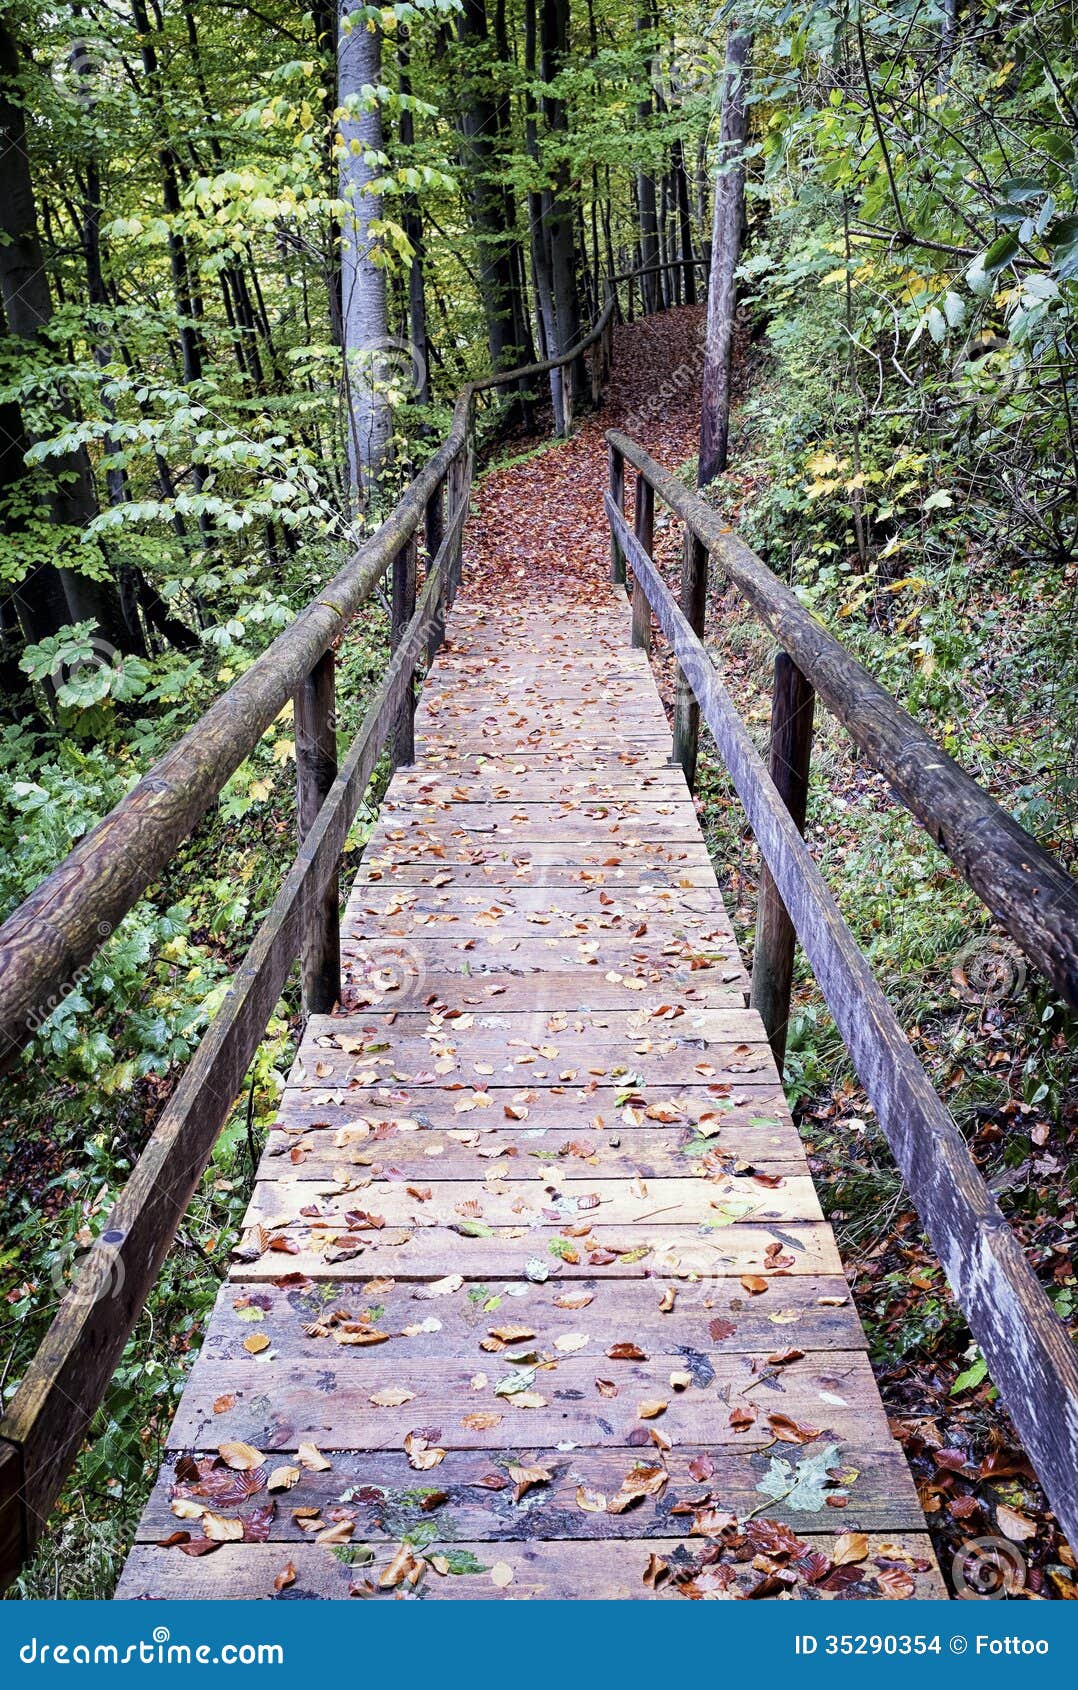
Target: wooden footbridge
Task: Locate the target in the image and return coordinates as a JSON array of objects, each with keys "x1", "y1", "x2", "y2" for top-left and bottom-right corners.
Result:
[{"x1": 1, "y1": 284, "x2": 1076, "y2": 1600}]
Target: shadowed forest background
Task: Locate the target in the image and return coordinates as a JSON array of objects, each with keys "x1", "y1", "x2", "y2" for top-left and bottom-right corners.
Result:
[{"x1": 0, "y1": 0, "x2": 1075, "y2": 1596}]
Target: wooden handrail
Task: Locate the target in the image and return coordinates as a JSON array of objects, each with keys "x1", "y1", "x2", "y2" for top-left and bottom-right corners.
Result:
[
  {"x1": 606, "y1": 430, "x2": 1078, "y2": 1010},
  {"x1": 0, "y1": 287, "x2": 617, "y2": 1588},
  {"x1": 605, "y1": 486, "x2": 1078, "y2": 1552}
]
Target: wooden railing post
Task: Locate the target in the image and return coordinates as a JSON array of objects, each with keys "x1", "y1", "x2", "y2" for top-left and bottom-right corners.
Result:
[
  {"x1": 295, "y1": 648, "x2": 340, "y2": 1017},
  {"x1": 631, "y1": 471, "x2": 653, "y2": 651},
  {"x1": 0, "y1": 1438, "x2": 25, "y2": 1593},
  {"x1": 671, "y1": 525, "x2": 709, "y2": 789},
  {"x1": 751, "y1": 652, "x2": 815, "y2": 1072},
  {"x1": 608, "y1": 442, "x2": 625, "y2": 586},
  {"x1": 425, "y1": 478, "x2": 444, "y2": 571},
  {"x1": 390, "y1": 535, "x2": 418, "y2": 768}
]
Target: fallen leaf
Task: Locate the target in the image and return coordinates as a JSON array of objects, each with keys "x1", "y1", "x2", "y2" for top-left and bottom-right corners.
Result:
[
  {"x1": 202, "y1": 1511, "x2": 244, "y2": 1543},
  {"x1": 297, "y1": 1443, "x2": 332, "y2": 1472},
  {"x1": 218, "y1": 1441, "x2": 264, "y2": 1472},
  {"x1": 508, "y1": 1462, "x2": 552, "y2": 1503},
  {"x1": 833, "y1": 1531, "x2": 869, "y2": 1565},
  {"x1": 267, "y1": 1466, "x2": 301, "y2": 1492}
]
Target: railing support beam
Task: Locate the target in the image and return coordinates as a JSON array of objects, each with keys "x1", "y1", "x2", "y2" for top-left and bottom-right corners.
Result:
[
  {"x1": 390, "y1": 535, "x2": 418, "y2": 769},
  {"x1": 295, "y1": 648, "x2": 340, "y2": 1017},
  {"x1": 631, "y1": 472, "x2": 653, "y2": 651},
  {"x1": 608, "y1": 442, "x2": 625, "y2": 586},
  {"x1": 751, "y1": 651, "x2": 815, "y2": 1072},
  {"x1": 672, "y1": 526, "x2": 709, "y2": 790}
]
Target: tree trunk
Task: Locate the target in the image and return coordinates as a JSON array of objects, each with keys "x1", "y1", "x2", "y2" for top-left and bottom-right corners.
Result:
[
  {"x1": 454, "y1": 0, "x2": 523, "y2": 372},
  {"x1": 310, "y1": 1, "x2": 343, "y2": 344},
  {"x1": 397, "y1": 30, "x2": 431, "y2": 406},
  {"x1": 339, "y1": 4, "x2": 389, "y2": 506},
  {"x1": 540, "y1": 0, "x2": 584, "y2": 401},
  {"x1": 672, "y1": 136, "x2": 697, "y2": 304},
  {"x1": 698, "y1": 27, "x2": 752, "y2": 488},
  {"x1": 526, "y1": 0, "x2": 564, "y2": 432},
  {"x1": 0, "y1": 15, "x2": 130, "y2": 649},
  {"x1": 636, "y1": 6, "x2": 660, "y2": 313}
]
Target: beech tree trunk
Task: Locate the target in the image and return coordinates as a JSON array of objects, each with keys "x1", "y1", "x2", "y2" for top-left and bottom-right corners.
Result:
[
  {"x1": 698, "y1": 27, "x2": 752, "y2": 488},
  {"x1": 397, "y1": 30, "x2": 431, "y2": 406},
  {"x1": 339, "y1": 4, "x2": 389, "y2": 506},
  {"x1": 540, "y1": 0, "x2": 585, "y2": 402}
]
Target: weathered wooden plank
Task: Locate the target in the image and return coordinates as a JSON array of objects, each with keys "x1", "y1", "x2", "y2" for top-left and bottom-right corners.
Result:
[
  {"x1": 189, "y1": 1275, "x2": 866, "y2": 1364},
  {"x1": 116, "y1": 1534, "x2": 946, "y2": 1601},
  {"x1": 230, "y1": 1223, "x2": 842, "y2": 1284},
  {"x1": 354, "y1": 864, "x2": 722, "y2": 890},
  {"x1": 343, "y1": 963, "x2": 745, "y2": 1003},
  {"x1": 243, "y1": 1172, "x2": 825, "y2": 1230},
  {"x1": 345, "y1": 886, "x2": 729, "y2": 916},
  {"x1": 135, "y1": 1444, "x2": 923, "y2": 1546},
  {"x1": 168, "y1": 1349, "x2": 885, "y2": 1452}
]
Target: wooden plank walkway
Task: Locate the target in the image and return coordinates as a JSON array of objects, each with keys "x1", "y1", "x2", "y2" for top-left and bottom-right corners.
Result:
[{"x1": 116, "y1": 587, "x2": 944, "y2": 1600}]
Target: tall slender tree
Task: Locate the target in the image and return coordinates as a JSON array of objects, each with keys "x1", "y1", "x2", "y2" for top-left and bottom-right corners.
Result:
[
  {"x1": 698, "y1": 24, "x2": 751, "y2": 487},
  {"x1": 339, "y1": 2, "x2": 389, "y2": 505}
]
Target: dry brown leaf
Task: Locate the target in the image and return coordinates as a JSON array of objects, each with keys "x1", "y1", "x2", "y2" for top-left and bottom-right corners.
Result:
[
  {"x1": 740, "y1": 1275, "x2": 769, "y2": 1295},
  {"x1": 833, "y1": 1531, "x2": 869, "y2": 1565},
  {"x1": 202, "y1": 1511, "x2": 244, "y2": 1543},
  {"x1": 218, "y1": 1441, "x2": 264, "y2": 1471},
  {"x1": 267, "y1": 1465, "x2": 301, "y2": 1492},
  {"x1": 508, "y1": 1462, "x2": 552, "y2": 1503},
  {"x1": 297, "y1": 1442, "x2": 332, "y2": 1471}
]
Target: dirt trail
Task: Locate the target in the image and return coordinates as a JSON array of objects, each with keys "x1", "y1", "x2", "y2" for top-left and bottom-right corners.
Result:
[{"x1": 467, "y1": 306, "x2": 706, "y2": 606}]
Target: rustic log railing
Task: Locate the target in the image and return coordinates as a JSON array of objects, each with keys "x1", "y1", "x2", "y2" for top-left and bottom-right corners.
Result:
[
  {"x1": 603, "y1": 431, "x2": 1078, "y2": 1552},
  {"x1": 0, "y1": 287, "x2": 624, "y2": 1590}
]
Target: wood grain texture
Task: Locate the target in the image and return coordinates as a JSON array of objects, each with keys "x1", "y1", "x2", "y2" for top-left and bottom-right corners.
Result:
[{"x1": 114, "y1": 586, "x2": 935, "y2": 1600}]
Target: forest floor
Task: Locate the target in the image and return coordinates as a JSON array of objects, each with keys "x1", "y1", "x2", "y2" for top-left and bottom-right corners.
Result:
[{"x1": 468, "y1": 303, "x2": 1077, "y2": 1598}]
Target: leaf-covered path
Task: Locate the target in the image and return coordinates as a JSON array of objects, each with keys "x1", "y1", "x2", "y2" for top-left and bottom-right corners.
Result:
[{"x1": 116, "y1": 316, "x2": 943, "y2": 1600}]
